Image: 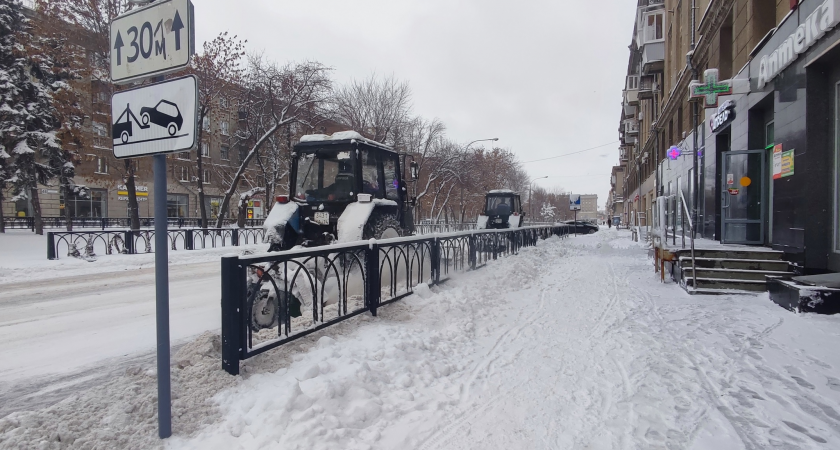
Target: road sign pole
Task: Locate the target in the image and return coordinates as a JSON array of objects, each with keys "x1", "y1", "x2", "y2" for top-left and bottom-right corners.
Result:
[{"x1": 153, "y1": 152, "x2": 171, "y2": 438}]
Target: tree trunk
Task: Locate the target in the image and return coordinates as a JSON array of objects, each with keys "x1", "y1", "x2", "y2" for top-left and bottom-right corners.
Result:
[
  {"x1": 31, "y1": 187, "x2": 43, "y2": 235},
  {"x1": 196, "y1": 153, "x2": 208, "y2": 230},
  {"x1": 0, "y1": 194, "x2": 5, "y2": 233},
  {"x1": 62, "y1": 179, "x2": 73, "y2": 232},
  {"x1": 124, "y1": 160, "x2": 140, "y2": 230}
]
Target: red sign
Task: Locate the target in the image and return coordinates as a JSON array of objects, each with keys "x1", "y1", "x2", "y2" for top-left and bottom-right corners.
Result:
[{"x1": 634, "y1": 194, "x2": 640, "y2": 202}]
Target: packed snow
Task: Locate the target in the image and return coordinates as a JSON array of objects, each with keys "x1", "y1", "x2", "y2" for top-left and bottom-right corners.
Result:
[
  {"x1": 299, "y1": 131, "x2": 393, "y2": 150},
  {"x1": 2, "y1": 228, "x2": 840, "y2": 450}
]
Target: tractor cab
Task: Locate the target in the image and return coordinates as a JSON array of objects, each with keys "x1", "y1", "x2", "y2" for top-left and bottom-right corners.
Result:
[
  {"x1": 264, "y1": 131, "x2": 418, "y2": 251},
  {"x1": 477, "y1": 190, "x2": 524, "y2": 229}
]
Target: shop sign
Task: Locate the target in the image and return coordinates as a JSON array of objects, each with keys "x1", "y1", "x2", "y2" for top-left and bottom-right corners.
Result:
[
  {"x1": 710, "y1": 100, "x2": 736, "y2": 134},
  {"x1": 758, "y1": 0, "x2": 840, "y2": 89},
  {"x1": 667, "y1": 146, "x2": 681, "y2": 160},
  {"x1": 728, "y1": 188, "x2": 740, "y2": 195},
  {"x1": 117, "y1": 184, "x2": 149, "y2": 201},
  {"x1": 689, "y1": 69, "x2": 733, "y2": 108}
]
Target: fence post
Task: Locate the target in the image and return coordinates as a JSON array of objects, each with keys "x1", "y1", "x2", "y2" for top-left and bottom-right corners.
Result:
[
  {"x1": 124, "y1": 230, "x2": 135, "y2": 254},
  {"x1": 468, "y1": 234, "x2": 476, "y2": 270},
  {"x1": 365, "y1": 241, "x2": 380, "y2": 317},
  {"x1": 431, "y1": 238, "x2": 441, "y2": 284},
  {"x1": 492, "y1": 233, "x2": 498, "y2": 260},
  {"x1": 231, "y1": 230, "x2": 240, "y2": 247},
  {"x1": 221, "y1": 255, "x2": 244, "y2": 376},
  {"x1": 47, "y1": 232, "x2": 56, "y2": 260},
  {"x1": 185, "y1": 229, "x2": 194, "y2": 250}
]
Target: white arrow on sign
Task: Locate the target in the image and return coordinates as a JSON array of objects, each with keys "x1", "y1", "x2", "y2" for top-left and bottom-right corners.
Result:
[
  {"x1": 111, "y1": 75, "x2": 198, "y2": 158},
  {"x1": 110, "y1": 0, "x2": 195, "y2": 84}
]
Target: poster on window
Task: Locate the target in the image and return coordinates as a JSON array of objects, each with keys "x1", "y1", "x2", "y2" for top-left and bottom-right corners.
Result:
[{"x1": 772, "y1": 144, "x2": 783, "y2": 179}]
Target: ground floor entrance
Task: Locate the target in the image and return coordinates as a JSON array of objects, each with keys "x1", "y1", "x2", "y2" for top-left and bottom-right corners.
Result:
[{"x1": 720, "y1": 150, "x2": 766, "y2": 244}]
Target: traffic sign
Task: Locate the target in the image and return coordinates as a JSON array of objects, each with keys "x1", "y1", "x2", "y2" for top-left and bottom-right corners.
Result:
[
  {"x1": 110, "y1": 0, "x2": 195, "y2": 84},
  {"x1": 111, "y1": 75, "x2": 197, "y2": 158},
  {"x1": 569, "y1": 194, "x2": 581, "y2": 211}
]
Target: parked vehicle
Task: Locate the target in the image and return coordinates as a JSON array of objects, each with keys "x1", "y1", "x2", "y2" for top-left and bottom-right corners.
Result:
[{"x1": 563, "y1": 220, "x2": 599, "y2": 234}]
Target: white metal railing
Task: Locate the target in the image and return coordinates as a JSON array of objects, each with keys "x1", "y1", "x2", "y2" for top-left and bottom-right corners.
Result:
[{"x1": 678, "y1": 189, "x2": 697, "y2": 290}]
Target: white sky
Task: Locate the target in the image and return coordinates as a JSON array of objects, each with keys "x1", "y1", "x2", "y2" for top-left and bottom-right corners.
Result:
[{"x1": 194, "y1": 0, "x2": 637, "y2": 209}]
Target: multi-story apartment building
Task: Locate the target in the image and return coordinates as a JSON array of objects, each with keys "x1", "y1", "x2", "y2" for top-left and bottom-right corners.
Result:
[
  {"x1": 616, "y1": 0, "x2": 840, "y2": 274},
  {"x1": 607, "y1": 164, "x2": 626, "y2": 224},
  {"x1": 578, "y1": 194, "x2": 599, "y2": 221}
]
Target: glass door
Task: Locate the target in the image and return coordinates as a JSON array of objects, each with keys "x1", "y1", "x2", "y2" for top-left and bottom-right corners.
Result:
[{"x1": 721, "y1": 150, "x2": 766, "y2": 244}]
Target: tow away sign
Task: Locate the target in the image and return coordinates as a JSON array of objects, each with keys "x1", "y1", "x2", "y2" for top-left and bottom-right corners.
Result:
[
  {"x1": 110, "y1": 0, "x2": 195, "y2": 84},
  {"x1": 111, "y1": 75, "x2": 197, "y2": 158}
]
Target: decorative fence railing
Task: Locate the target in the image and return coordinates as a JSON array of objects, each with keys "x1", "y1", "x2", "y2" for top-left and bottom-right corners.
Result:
[
  {"x1": 221, "y1": 225, "x2": 570, "y2": 375},
  {"x1": 46, "y1": 227, "x2": 266, "y2": 260},
  {"x1": 3, "y1": 216, "x2": 262, "y2": 231}
]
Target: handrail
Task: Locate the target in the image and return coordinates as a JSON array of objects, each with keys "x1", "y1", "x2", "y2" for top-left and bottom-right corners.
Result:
[{"x1": 678, "y1": 190, "x2": 697, "y2": 291}]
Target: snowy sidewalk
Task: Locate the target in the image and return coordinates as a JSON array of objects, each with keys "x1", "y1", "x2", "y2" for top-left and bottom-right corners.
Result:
[{"x1": 2, "y1": 229, "x2": 840, "y2": 449}]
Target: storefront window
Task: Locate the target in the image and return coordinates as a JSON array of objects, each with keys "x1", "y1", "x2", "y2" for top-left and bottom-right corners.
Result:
[
  {"x1": 835, "y1": 83, "x2": 840, "y2": 252},
  {"x1": 167, "y1": 194, "x2": 189, "y2": 218},
  {"x1": 63, "y1": 188, "x2": 107, "y2": 218},
  {"x1": 204, "y1": 196, "x2": 222, "y2": 219}
]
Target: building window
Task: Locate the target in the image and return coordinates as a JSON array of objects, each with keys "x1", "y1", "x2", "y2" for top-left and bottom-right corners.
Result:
[
  {"x1": 178, "y1": 151, "x2": 190, "y2": 160},
  {"x1": 204, "y1": 196, "x2": 222, "y2": 219},
  {"x1": 95, "y1": 156, "x2": 108, "y2": 174},
  {"x1": 202, "y1": 116, "x2": 210, "y2": 131},
  {"x1": 765, "y1": 121, "x2": 775, "y2": 149},
  {"x1": 201, "y1": 142, "x2": 209, "y2": 157},
  {"x1": 220, "y1": 97, "x2": 228, "y2": 109},
  {"x1": 179, "y1": 166, "x2": 189, "y2": 182},
  {"x1": 221, "y1": 120, "x2": 229, "y2": 136},
  {"x1": 203, "y1": 169, "x2": 210, "y2": 184},
  {"x1": 63, "y1": 188, "x2": 107, "y2": 218},
  {"x1": 167, "y1": 194, "x2": 189, "y2": 218},
  {"x1": 645, "y1": 12, "x2": 664, "y2": 42},
  {"x1": 220, "y1": 145, "x2": 230, "y2": 160},
  {"x1": 239, "y1": 147, "x2": 247, "y2": 164},
  {"x1": 92, "y1": 122, "x2": 107, "y2": 137}
]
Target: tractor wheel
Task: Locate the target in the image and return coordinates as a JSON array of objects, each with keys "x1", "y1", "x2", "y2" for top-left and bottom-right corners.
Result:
[
  {"x1": 363, "y1": 212, "x2": 402, "y2": 240},
  {"x1": 250, "y1": 286, "x2": 303, "y2": 331}
]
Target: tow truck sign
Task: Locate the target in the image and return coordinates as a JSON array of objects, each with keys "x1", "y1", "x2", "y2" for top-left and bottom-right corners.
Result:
[
  {"x1": 111, "y1": 75, "x2": 197, "y2": 158},
  {"x1": 110, "y1": 0, "x2": 195, "y2": 84}
]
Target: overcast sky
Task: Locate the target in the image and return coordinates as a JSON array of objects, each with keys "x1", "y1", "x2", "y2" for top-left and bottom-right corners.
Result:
[{"x1": 194, "y1": 0, "x2": 637, "y2": 209}]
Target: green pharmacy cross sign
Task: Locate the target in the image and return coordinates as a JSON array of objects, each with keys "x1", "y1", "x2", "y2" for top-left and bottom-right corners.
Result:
[{"x1": 689, "y1": 69, "x2": 733, "y2": 108}]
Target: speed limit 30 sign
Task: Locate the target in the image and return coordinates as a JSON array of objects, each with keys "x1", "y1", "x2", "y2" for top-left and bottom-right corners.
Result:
[{"x1": 110, "y1": 0, "x2": 195, "y2": 84}]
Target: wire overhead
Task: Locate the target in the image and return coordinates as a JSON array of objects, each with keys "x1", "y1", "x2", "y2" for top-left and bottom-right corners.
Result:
[{"x1": 522, "y1": 141, "x2": 620, "y2": 164}]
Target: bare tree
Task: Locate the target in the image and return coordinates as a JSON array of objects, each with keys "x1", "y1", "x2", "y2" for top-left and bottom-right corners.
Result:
[
  {"x1": 213, "y1": 57, "x2": 332, "y2": 228},
  {"x1": 332, "y1": 73, "x2": 411, "y2": 145},
  {"x1": 189, "y1": 32, "x2": 246, "y2": 229}
]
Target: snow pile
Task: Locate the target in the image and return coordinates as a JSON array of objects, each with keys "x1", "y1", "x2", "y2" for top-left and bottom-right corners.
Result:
[
  {"x1": 4, "y1": 228, "x2": 840, "y2": 450},
  {"x1": 299, "y1": 131, "x2": 392, "y2": 150}
]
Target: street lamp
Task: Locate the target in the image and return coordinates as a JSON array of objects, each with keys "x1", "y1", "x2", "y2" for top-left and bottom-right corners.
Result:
[
  {"x1": 528, "y1": 176, "x2": 548, "y2": 223},
  {"x1": 464, "y1": 138, "x2": 499, "y2": 152}
]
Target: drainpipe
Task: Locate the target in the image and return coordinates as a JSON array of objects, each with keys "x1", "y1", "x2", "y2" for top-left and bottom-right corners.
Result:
[{"x1": 690, "y1": 0, "x2": 699, "y2": 240}]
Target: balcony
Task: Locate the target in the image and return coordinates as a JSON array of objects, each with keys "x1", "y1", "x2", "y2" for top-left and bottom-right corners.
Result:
[
  {"x1": 623, "y1": 100, "x2": 636, "y2": 118},
  {"x1": 624, "y1": 119, "x2": 639, "y2": 136},
  {"x1": 639, "y1": 75, "x2": 656, "y2": 99},
  {"x1": 641, "y1": 41, "x2": 664, "y2": 73}
]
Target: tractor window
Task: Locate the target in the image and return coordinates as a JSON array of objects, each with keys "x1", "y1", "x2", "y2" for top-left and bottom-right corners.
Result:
[
  {"x1": 512, "y1": 197, "x2": 521, "y2": 214},
  {"x1": 486, "y1": 196, "x2": 513, "y2": 216},
  {"x1": 295, "y1": 149, "x2": 355, "y2": 202},
  {"x1": 361, "y1": 151, "x2": 382, "y2": 197},
  {"x1": 383, "y1": 155, "x2": 399, "y2": 201}
]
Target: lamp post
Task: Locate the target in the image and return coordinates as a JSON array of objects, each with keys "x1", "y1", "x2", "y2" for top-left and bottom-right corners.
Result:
[
  {"x1": 464, "y1": 137, "x2": 499, "y2": 152},
  {"x1": 528, "y1": 176, "x2": 548, "y2": 224}
]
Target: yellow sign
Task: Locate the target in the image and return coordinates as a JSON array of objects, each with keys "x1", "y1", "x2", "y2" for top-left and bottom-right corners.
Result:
[
  {"x1": 740, "y1": 176, "x2": 751, "y2": 187},
  {"x1": 117, "y1": 191, "x2": 149, "y2": 197}
]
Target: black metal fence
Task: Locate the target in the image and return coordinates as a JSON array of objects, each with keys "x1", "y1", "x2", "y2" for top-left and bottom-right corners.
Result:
[
  {"x1": 46, "y1": 227, "x2": 266, "y2": 260},
  {"x1": 2, "y1": 216, "x2": 262, "y2": 231},
  {"x1": 221, "y1": 225, "x2": 569, "y2": 375}
]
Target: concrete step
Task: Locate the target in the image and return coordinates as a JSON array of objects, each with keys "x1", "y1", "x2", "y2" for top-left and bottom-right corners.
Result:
[
  {"x1": 679, "y1": 257, "x2": 790, "y2": 272},
  {"x1": 685, "y1": 267, "x2": 795, "y2": 281},
  {"x1": 685, "y1": 249, "x2": 784, "y2": 261},
  {"x1": 684, "y1": 277, "x2": 768, "y2": 292}
]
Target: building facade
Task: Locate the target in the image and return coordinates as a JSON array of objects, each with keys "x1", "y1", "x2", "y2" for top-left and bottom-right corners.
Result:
[
  {"x1": 578, "y1": 194, "x2": 599, "y2": 221},
  {"x1": 614, "y1": 0, "x2": 840, "y2": 275}
]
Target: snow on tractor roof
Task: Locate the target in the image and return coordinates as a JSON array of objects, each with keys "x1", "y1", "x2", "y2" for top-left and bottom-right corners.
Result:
[
  {"x1": 488, "y1": 189, "x2": 517, "y2": 195},
  {"x1": 299, "y1": 131, "x2": 393, "y2": 151}
]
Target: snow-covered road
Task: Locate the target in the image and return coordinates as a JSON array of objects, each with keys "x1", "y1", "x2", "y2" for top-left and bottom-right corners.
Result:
[{"x1": 2, "y1": 229, "x2": 840, "y2": 449}]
